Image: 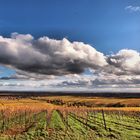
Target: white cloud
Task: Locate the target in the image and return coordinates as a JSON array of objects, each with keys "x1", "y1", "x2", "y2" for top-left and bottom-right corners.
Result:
[
  {"x1": 107, "y1": 49, "x2": 140, "y2": 75},
  {"x1": 0, "y1": 33, "x2": 107, "y2": 75},
  {"x1": 125, "y1": 5, "x2": 140, "y2": 12},
  {"x1": 1, "y1": 33, "x2": 140, "y2": 78}
]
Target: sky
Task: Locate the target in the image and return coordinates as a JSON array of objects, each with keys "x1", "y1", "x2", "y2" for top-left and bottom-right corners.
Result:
[{"x1": 0, "y1": 0, "x2": 140, "y2": 91}]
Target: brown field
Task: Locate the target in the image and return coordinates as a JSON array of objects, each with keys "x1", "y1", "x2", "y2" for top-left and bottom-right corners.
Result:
[
  {"x1": 31, "y1": 95, "x2": 140, "y2": 107},
  {"x1": 0, "y1": 95, "x2": 140, "y2": 114}
]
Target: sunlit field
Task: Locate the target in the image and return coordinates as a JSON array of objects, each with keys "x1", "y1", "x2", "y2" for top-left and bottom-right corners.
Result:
[{"x1": 0, "y1": 95, "x2": 140, "y2": 140}]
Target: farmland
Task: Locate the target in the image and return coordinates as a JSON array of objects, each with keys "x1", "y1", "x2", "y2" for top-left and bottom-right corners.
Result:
[{"x1": 0, "y1": 94, "x2": 140, "y2": 140}]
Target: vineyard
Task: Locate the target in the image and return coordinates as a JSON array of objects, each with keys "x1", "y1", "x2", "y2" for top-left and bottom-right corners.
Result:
[{"x1": 0, "y1": 97, "x2": 140, "y2": 140}]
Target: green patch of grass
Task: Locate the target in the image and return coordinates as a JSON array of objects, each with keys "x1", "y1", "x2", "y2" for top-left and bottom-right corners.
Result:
[
  {"x1": 49, "y1": 110, "x2": 65, "y2": 130},
  {"x1": 0, "y1": 110, "x2": 140, "y2": 140}
]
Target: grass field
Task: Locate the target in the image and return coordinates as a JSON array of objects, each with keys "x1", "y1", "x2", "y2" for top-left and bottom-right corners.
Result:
[{"x1": 0, "y1": 95, "x2": 140, "y2": 140}]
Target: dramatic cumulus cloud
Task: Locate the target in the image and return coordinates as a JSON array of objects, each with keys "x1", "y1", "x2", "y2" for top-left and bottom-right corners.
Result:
[
  {"x1": 125, "y1": 5, "x2": 140, "y2": 12},
  {"x1": 0, "y1": 33, "x2": 140, "y2": 90},
  {"x1": 0, "y1": 33, "x2": 107, "y2": 75}
]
